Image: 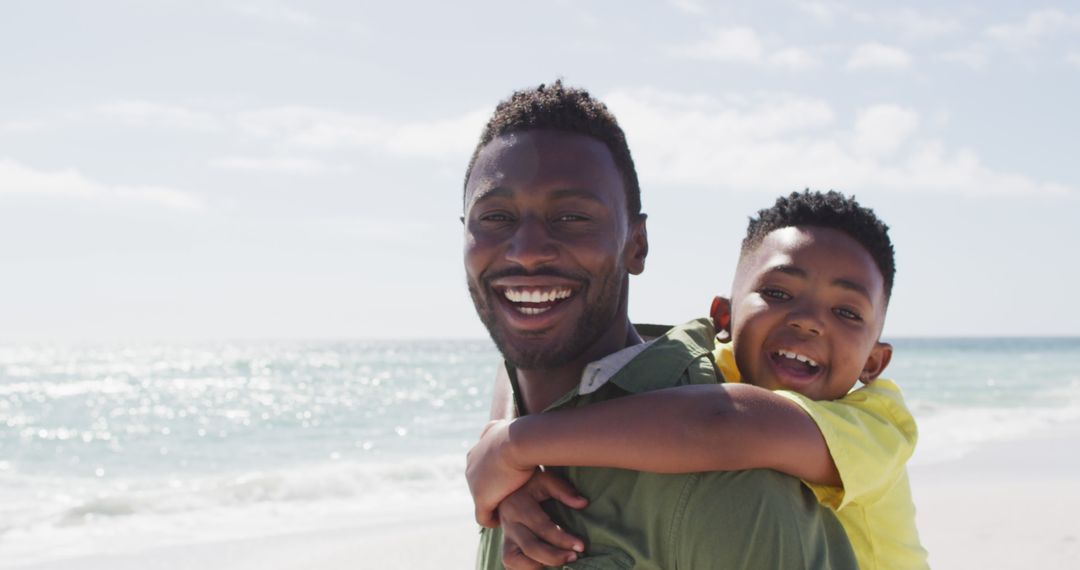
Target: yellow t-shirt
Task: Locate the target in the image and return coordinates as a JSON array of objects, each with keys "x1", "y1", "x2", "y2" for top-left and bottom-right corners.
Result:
[{"x1": 715, "y1": 343, "x2": 929, "y2": 570}]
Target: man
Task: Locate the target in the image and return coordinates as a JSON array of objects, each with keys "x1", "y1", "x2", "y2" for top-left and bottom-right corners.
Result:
[{"x1": 463, "y1": 81, "x2": 856, "y2": 569}]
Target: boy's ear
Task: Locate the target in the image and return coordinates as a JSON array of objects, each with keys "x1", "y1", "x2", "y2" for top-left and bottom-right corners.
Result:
[
  {"x1": 859, "y1": 342, "x2": 893, "y2": 384},
  {"x1": 710, "y1": 295, "x2": 732, "y2": 341}
]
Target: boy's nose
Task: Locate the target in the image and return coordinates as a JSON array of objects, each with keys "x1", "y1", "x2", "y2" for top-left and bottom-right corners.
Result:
[
  {"x1": 786, "y1": 308, "x2": 824, "y2": 336},
  {"x1": 505, "y1": 216, "x2": 558, "y2": 270}
]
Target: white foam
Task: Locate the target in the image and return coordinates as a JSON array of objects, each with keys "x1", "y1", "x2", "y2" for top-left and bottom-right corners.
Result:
[
  {"x1": 0, "y1": 455, "x2": 472, "y2": 567},
  {"x1": 911, "y1": 400, "x2": 1080, "y2": 466}
]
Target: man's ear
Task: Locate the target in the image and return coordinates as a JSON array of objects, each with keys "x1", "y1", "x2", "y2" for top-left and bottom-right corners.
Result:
[
  {"x1": 625, "y1": 214, "x2": 648, "y2": 275},
  {"x1": 859, "y1": 341, "x2": 893, "y2": 384},
  {"x1": 710, "y1": 295, "x2": 732, "y2": 341}
]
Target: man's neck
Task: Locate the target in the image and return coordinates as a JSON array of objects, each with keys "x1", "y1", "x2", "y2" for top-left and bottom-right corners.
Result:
[{"x1": 516, "y1": 320, "x2": 642, "y2": 414}]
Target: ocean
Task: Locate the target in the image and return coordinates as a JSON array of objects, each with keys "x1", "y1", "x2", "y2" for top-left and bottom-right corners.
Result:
[{"x1": 2, "y1": 337, "x2": 1079, "y2": 566}]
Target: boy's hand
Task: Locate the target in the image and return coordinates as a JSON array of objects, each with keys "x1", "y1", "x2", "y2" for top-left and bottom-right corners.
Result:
[
  {"x1": 498, "y1": 471, "x2": 587, "y2": 569},
  {"x1": 467, "y1": 419, "x2": 536, "y2": 527}
]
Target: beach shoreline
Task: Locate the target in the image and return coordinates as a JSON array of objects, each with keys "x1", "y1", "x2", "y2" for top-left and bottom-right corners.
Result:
[{"x1": 8, "y1": 420, "x2": 1080, "y2": 570}]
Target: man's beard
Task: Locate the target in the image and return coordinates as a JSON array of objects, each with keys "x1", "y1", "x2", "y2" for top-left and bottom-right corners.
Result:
[{"x1": 467, "y1": 267, "x2": 625, "y2": 370}]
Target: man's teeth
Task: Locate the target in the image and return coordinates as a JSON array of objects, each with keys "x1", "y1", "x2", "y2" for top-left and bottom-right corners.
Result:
[
  {"x1": 776, "y1": 350, "x2": 819, "y2": 368},
  {"x1": 503, "y1": 287, "x2": 573, "y2": 303}
]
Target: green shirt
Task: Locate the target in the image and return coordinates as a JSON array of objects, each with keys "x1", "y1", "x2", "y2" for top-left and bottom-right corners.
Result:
[{"x1": 477, "y1": 319, "x2": 857, "y2": 569}]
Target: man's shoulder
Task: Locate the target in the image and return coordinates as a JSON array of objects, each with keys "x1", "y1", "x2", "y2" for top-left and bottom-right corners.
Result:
[
  {"x1": 675, "y1": 469, "x2": 857, "y2": 568},
  {"x1": 551, "y1": 467, "x2": 856, "y2": 569},
  {"x1": 606, "y1": 318, "x2": 718, "y2": 394}
]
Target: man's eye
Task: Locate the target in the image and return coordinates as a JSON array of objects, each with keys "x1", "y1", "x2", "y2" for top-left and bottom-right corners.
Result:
[
  {"x1": 834, "y1": 307, "x2": 862, "y2": 321},
  {"x1": 555, "y1": 213, "x2": 589, "y2": 222},
  {"x1": 761, "y1": 288, "x2": 790, "y2": 300},
  {"x1": 479, "y1": 212, "x2": 513, "y2": 223}
]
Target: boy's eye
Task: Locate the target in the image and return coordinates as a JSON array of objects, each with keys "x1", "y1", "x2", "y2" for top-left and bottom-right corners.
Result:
[
  {"x1": 834, "y1": 307, "x2": 862, "y2": 321},
  {"x1": 761, "y1": 288, "x2": 791, "y2": 300}
]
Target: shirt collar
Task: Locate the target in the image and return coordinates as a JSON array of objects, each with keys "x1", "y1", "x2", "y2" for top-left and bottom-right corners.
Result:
[
  {"x1": 506, "y1": 319, "x2": 718, "y2": 414},
  {"x1": 578, "y1": 339, "x2": 656, "y2": 395},
  {"x1": 713, "y1": 341, "x2": 742, "y2": 383}
]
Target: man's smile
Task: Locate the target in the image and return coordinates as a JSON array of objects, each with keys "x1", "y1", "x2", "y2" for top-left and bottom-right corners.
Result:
[{"x1": 488, "y1": 277, "x2": 584, "y2": 330}]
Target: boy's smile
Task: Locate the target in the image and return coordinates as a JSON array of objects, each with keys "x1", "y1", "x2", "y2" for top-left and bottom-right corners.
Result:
[{"x1": 730, "y1": 226, "x2": 891, "y2": 400}]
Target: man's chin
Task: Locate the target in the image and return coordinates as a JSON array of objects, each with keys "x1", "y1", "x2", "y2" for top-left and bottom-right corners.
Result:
[{"x1": 490, "y1": 324, "x2": 583, "y2": 370}]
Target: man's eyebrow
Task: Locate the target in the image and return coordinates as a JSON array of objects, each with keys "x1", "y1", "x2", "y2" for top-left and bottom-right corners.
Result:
[
  {"x1": 468, "y1": 186, "x2": 513, "y2": 206},
  {"x1": 549, "y1": 188, "x2": 605, "y2": 204}
]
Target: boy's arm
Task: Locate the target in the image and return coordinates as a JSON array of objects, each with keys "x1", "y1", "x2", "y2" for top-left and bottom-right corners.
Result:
[
  {"x1": 509, "y1": 383, "x2": 839, "y2": 483},
  {"x1": 470, "y1": 382, "x2": 840, "y2": 520}
]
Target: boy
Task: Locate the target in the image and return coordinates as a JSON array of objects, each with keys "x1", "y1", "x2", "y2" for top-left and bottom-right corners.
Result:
[{"x1": 467, "y1": 190, "x2": 928, "y2": 569}]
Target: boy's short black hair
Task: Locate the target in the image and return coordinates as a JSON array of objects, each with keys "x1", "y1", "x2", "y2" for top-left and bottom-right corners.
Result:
[
  {"x1": 742, "y1": 190, "x2": 896, "y2": 298},
  {"x1": 463, "y1": 80, "x2": 642, "y2": 216}
]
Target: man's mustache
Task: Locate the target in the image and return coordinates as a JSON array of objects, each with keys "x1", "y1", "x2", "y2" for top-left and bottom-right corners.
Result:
[{"x1": 481, "y1": 267, "x2": 588, "y2": 287}]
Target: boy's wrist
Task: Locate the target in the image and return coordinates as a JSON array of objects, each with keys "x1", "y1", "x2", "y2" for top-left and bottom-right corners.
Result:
[{"x1": 504, "y1": 416, "x2": 537, "y2": 471}]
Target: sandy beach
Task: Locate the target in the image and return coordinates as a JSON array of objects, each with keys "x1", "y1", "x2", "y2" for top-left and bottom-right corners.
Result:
[{"x1": 9, "y1": 420, "x2": 1080, "y2": 570}]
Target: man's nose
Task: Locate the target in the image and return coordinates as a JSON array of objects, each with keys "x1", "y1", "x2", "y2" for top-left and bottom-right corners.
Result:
[{"x1": 505, "y1": 215, "x2": 558, "y2": 269}]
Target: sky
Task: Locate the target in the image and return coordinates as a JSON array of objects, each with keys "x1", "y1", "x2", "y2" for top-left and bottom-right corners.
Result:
[{"x1": 1, "y1": 0, "x2": 1078, "y2": 341}]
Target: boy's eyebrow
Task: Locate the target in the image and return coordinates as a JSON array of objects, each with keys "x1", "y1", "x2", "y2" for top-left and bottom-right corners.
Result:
[
  {"x1": 767, "y1": 264, "x2": 808, "y2": 278},
  {"x1": 765, "y1": 264, "x2": 874, "y2": 303},
  {"x1": 833, "y1": 278, "x2": 873, "y2": 303}
]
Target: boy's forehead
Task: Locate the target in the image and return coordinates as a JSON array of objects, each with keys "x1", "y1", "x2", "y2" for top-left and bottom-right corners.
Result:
[{"x1": 738, "y1": 226, "x2": 887, "y2": 297}]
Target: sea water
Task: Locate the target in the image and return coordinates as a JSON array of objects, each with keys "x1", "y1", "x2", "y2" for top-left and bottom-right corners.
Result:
[{"x1": 2, "y1": 337, "x2": 1079, "y2": 565}]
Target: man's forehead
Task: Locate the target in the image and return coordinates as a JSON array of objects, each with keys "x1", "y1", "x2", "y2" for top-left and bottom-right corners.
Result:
[
  {"x1": 465, "y1": 130, "x2": 624, "y2": 205},
  {"x1": 471, "y1": 130, "x2": 612, "y2": 172}
]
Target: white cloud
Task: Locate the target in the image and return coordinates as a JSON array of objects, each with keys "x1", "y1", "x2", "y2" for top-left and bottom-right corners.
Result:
[
  {"x1": 384, "y1": 111, "x2": 489, "y2": 159},
  {"x1": 669, "y1": 28, "x2": 818, "y2": 70},
  {"x1": 669, "y1": 27, "x2": 764, "y2": 63},
  {"x1": 231, "y1": 2, "x2": 317, "y2": 26},
  {"x1": 0, "y1": 119, "x2": 48, "y2": 134},
  {"x1": 846, "y1": 43, "x2": 912, "y2": 70},
  {"x1": 235, "y1": 106, "x2": 485, "y2": 159},
  {"x1": 0, "y1": 158, "x2": 204, "y2": 210},
  {"x1": 855, "y1": 9, "x2": 962, "y2": 38},
  {"x1": 603, "y1": 89, "x2": 1074, "y2": 198},
  {"x1": 1068, "y1": 52, "x2": 1080, "y2": 68},
  {"x1": 667, "y1": 0, "x2": 706, "y2": 15},
  {"x1": 236, "y1": 106, "x2": 384, "y2": 149},
  {"x1": 852, "y1": 105, "x2": 919, "y2": 157},
  {"x1": 96, "y1": 101, "x2": 222, "y2": 132},
  {"x1": 210, "y1": 156, "x2": 337, "y2": 174},
  {"x1": 793, "y1": 1, "x2": 841, "y2": 23},
  {"x1": 939, "y1": 46, "x2": 989, "y2": 70},
  {"x1": 985, "y1": 9, "x2": 1080, "y2": 46},
  {"x1": 767, "y1": 48, "x2": 821, "y2": 70}
]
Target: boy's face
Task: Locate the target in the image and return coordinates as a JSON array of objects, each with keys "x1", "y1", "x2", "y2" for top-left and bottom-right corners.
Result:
[{"x1": 730, "y1": 226, "x2": 891, "y2": 400}]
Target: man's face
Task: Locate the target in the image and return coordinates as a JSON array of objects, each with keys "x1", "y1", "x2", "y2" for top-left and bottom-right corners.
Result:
[
  {"x1": 730, "y1": 226, "x2": 889, "y2": 400},
  {"x1": 463, "y1": 130, "x2": 646, "y2": 370}
]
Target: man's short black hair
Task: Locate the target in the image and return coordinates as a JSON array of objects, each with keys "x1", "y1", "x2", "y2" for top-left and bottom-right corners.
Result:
[
  {"x1": 742, "y1": 190, "x2": 896, "y2": 298},
  {"x1": 463, "y1": 80, "x2": 642, "y2": 216}
]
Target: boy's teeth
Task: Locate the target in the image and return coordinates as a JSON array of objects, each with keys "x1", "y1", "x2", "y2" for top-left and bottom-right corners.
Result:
[
  {"x1": 503, "y1": 287, "x2": 573, "y2": 303},
  {"x1": 777, "y1": 350, "x2": 819, "y2": 368}
]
